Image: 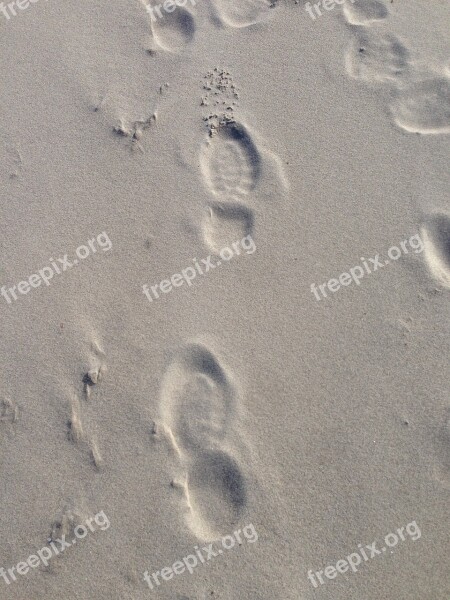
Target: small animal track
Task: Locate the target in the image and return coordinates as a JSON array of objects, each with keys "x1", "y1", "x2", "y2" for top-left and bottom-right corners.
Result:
[
  {"x1": 345, "y1": 32, "x2": 410, "y2": 83},
  {"x1": 150, "y1": 6, "x2": 195, "y2": 52},
  {"x1": 200, "y1": 121, "x2": 261, "y2": 201},
  {"x1": 202, "y1": 203, "x2": 254, "y2": 254},
  {"x1": 213, "y1": 0, "x2": 273, "y2": 28},
  {"x1": 421, "y1": 213, "x2": 450, "y2": 288},
  {"x1": 0, "y1": 398, "x2": 19, "y2": 424},
  {"x1": 83, "y1": 361, "x2": 107, "y2": 399},
  {"x1": 343, "y1": 0, "x2": 388, "y2": 26},
  {"x1": 160, "y1": 343, "x2": 247, "y2": 539},
  {"x1": 113, "y1": 113, "x2": 157, "y2": 152},
  {"x1": 49, "y1": 501, "x2": 87, "y2": 548},
  {"x1": 67, "y1": 340, "x2": 106, "y2": 468},
  {"x1": 391, "y1": 78, "x2": 450, "y2": 135}
]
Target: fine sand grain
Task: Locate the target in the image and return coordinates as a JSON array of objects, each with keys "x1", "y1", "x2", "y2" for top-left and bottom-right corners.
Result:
[{"x1": 0, "y1": 0, "x2": 449, "y2": 598}]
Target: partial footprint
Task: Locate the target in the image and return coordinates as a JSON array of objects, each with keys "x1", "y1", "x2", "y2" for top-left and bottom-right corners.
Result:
[
  {"x1": 200, "y1": 121, "x2": 261, "y2": 201},
  {"x1": 212, "y1": 0, "x2": 273, "y2": 28},
  {"x1": 150, "y1": 5, "x2": 195, "y2": 52},
  {"x1": 185, "y1": 450, "x2": 246, "y2": 540},
  {"x1": 421, "y1": 213, "x2": 450, "y2": 288},
  {"x1": 391, "y1": 78, "x2": 450, "y2": 135},
  {"x1": 161, "y1": 343, "x2": 247, "y2": 539},
  {"x1": 202, "y1": 203, "x2": 254, "y2": 254},
  {"x1": 161, "y1": 344, "x2": 237, "y2": 451},
  {"x1": 345, "y1": 32, "x2": 410, "y2": 83},
  {"x1": 343, "y1": 0, "x2": 388, "y2": 26}
]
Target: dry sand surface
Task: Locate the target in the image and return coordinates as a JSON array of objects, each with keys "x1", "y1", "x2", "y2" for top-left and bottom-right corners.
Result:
[{"x1": 0, "y1": 0, "x2": 449, "y2": 598}]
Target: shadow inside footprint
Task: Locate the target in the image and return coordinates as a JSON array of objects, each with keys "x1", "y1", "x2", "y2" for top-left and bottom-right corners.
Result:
[
  {"x1": 212, "y1": 0, "x2": 273, "y2": 28},
  {"x1": 161, "y1": 344, "x2": 237, "y2": 451},
  {"x1": 343, "y1": 0, "x2": 388, "y2": 25},
  {"x1": 202, "y1": 203, "x2": 254, "y2": 254},
  {"x1": 151, "y1": 7, "x2": 195, "y2": 52},
  {"x1": 392, "y1": 78, "x2": 450, "y2": 135},
  {"x1": 200, "y1": 122, "x2": 262, "y2": 200},
  {"x1": 187, "y1": 450, "x2": 246, "y2": 539},
  {"x1": 161, "y1": 344, "x2": 248, "y2": 539},
  {"x1": 421, "y1": 213, "x2": 450, "y2": 288},
  {"x1": 345, "y1": 32, "x2": 410, "y2": 83}
]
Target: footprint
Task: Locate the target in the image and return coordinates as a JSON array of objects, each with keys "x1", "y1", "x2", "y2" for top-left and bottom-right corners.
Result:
[
  {"x1": 212, "y1": 0, "x2": 273, "y2": 28},
  {"x1": 185, "y1": 450, "x2": 247, "y2": 540},
  {"x1": 161, "y1": 344, "x2": 237, "y2": 451},
  {"x1": 345, "y1": 32, "x2": 410, "y2": 83},
  {"x1": 391, "y1": 78, "x2": 450, "y2": 135},
  {"x1": 200, "y1": 121, "x2": 261, "y2": 201},
  {"x1": 421, "y1": 213, "x2": 450, "y2": 288},
  {"x1": 150, "y1": 6, "x2": 195, "y2": 52},
  {"x1": 202, "y1": 203, "x2": 254, "y2": 254},
  {"x1": 160, "y1": 343, "x2": 247, "y2": 539},
  {"x1": 343, "y1": 0, "x2": 388, "y2": 26}
]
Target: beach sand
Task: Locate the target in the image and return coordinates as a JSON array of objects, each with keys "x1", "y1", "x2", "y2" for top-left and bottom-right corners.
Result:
[{"x1": 0, "y1": 0, "x2": 449, "y2": 598}]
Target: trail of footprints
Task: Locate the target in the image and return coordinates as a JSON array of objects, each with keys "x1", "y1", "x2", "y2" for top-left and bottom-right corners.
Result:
[
  {"x1": 341, "y1": 3, "x2": 450, "y2": 489},
  {"x1": 342, "y1": 1, "x2": 450, "y2": 287},
  {"x1": 343, "y1": 0, "x2": 450, "y2": 135},
  {"x1": 135, "y1": 3, "x2": 284, "y2": 543},
  {"x1": 147, "y1": 0, "x2": 275, "y2": 53},
  {"x1": 160, "y1": 344, "x2": 247, "y2": 541},
  {"x1": 4, "y1": 2, "x2": 449, "y2": 587}
]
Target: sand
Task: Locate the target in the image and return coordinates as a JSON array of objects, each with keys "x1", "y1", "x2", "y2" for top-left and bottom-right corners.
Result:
[{"x1": 0, "y1": 0, "x2": 449, "y2": 598}]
